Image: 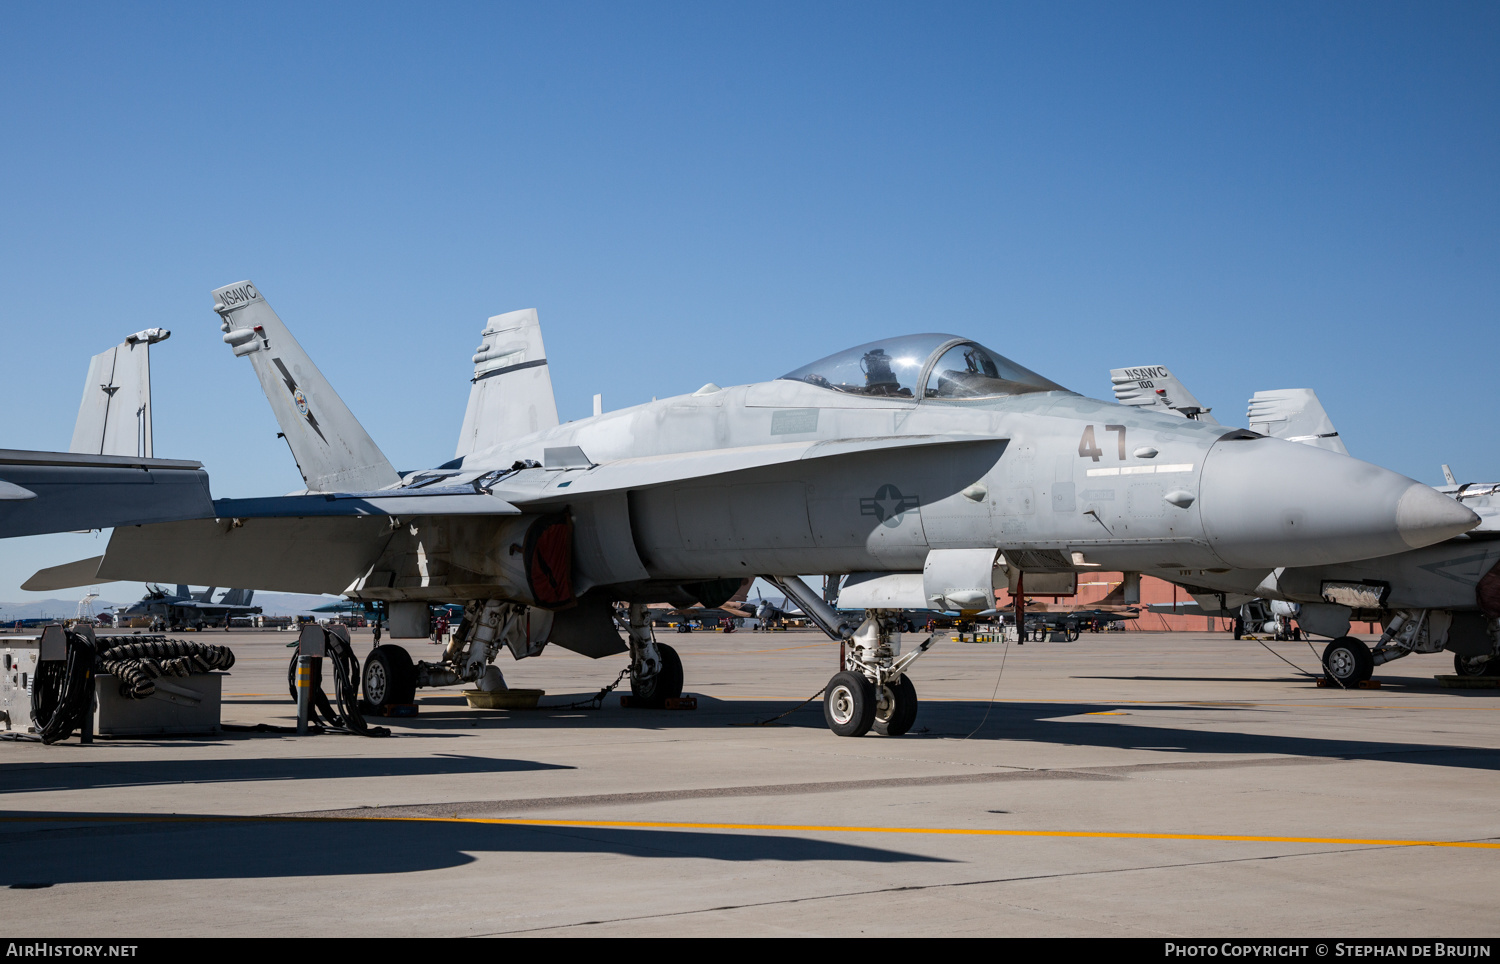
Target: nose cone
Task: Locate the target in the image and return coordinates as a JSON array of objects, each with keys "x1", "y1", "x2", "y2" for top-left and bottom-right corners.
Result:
[{"x1": 1199, "y1": 437, "x2": 1478, "y2": 569}]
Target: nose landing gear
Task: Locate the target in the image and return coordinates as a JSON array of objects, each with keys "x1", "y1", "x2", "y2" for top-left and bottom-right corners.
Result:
[{"x1": 822, "y1": 610, "x2": 933, "y2": 737}]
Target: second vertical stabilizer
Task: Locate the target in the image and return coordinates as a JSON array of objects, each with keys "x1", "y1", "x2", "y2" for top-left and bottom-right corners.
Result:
[{"x1": 455, "y1": 309, "x2": 560, "y2": 458}]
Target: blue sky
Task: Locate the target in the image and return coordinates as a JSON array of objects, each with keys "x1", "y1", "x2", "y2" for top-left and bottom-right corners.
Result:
[{"x1": 1, "y1": 2, "x2": 1496, "y2": 604}]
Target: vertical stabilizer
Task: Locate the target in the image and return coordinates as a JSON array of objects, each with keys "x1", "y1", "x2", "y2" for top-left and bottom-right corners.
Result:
[
  {"x1": 455, "y1": 309, "x2": 560, "y2": 458},
  {"x1": 212, "y1": 281, "x2": 399, "y2": 492},
  {"x1": 1247, "y1": 389, "x2": 1348, "y2": 455},
  {"x1": 1109, "y1": 365, "x2": 1218, "y2": 423},
  {"x1": 70, "y1": 329, "x2": 169, "y2": 457}
]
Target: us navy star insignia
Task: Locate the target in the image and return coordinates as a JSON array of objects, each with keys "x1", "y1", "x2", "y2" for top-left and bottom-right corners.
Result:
[{"x1": 860, "y1": 483, "x2": 920, "y2": 528}]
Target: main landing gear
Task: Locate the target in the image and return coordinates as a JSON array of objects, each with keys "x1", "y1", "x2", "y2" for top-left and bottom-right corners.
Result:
[
  {"x1": 823, "y1": 610, "x2": 933, "y2": 737},
  {"x1": 624, "y1": 602, "x2": 683, "y2": 708},
  {"x1": 1321, "y1": 636, "x2": 1374, "y2": 685}
]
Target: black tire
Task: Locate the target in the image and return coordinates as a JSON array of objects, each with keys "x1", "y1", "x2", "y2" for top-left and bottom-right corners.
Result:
[
  {"x1": 1453, "y1": 653, "x2": 1500, "y2": 677},
  {"x1": 1322, "y1": 636, "x2": 1374, "y2": 684},
  {"x1": 363, "y1": 644, "x2": 417, "y2": 708},
  {"x1": 630, "y1": 643, "x2": 684, "y2": 707},
  {"x1": 873, "y1": 675, "x2": 919, "y2": 736},
  {"x1": 1233, "y1": 616, "x2": 1244, "y2": 640},
  {"x1": 823, "y1": 670, "x2": 876, "y2": 737}
]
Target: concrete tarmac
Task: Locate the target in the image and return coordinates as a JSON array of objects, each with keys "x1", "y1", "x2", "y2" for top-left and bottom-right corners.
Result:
[{"x1": 2, "y1": 626, "x2": 1498, "y2": 937}]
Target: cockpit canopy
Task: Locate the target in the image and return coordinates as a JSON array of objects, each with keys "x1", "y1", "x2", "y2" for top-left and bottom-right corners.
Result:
[{"x1": 779, "y1": 333, "x2": 1067, "y2": 400}]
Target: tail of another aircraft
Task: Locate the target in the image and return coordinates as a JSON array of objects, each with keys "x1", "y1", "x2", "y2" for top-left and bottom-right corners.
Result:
[
  {"x1": 70, "y1": 328, "x2": 170, "y2": 458},
  {"x1": 219, "y1": 588, "x2": 254, "y2": 606},
  {"x1": 455, "y1": 309, "x2": 560, "y2": 459},
  {"x1": 213, "y1": 281, "x2": 399, "y2": 492}
]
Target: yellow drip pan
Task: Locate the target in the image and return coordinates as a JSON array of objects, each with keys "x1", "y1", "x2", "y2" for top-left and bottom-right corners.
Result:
[{"x1": 463, "y1": 688, "x2": 545, "y2": 710}]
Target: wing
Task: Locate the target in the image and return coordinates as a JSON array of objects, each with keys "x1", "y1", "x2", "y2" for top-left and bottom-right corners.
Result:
[{"x1": 0, "y1": 449, "x2": 214, "y2": 539}]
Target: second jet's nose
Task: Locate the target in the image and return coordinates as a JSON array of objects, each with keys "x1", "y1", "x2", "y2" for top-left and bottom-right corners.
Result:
[{"x1": 1198, "y1": 436, "x2": 1478, "y2": 569}]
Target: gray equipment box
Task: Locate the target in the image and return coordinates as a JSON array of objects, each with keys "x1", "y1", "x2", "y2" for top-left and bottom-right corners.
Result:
[
  {"x1": 1, "y1": 639, "x2": 40, "y2": 734},
  {"x1": 95, "y1": 672, "x2": 224, "y2": 736}
]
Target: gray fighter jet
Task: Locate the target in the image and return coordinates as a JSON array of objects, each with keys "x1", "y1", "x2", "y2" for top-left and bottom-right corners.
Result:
[
  {"x1": 1109, "y1": 364, "x2": 1500, "y2": 684},
  {"x1": 118, "y1": 585, "x2": 262, "y2": 631},
  {"x1": 29, "y1": 282, "x2": 1478, "y2": 735}
]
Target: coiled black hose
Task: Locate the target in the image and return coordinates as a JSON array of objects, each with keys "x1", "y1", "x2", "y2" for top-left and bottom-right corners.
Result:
[
  {"x1": 96, "y1": 635, "x2": 236, "y2": 699},
  {"x1": 30, "y1": 633, "x2": 95, "y2": 745}
]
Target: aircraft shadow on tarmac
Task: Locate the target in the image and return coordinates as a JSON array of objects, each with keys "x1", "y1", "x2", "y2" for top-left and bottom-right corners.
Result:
[
  {"x1": 0, "y1": 754, "x2": 571, "y2": 794},
  {"x1": 440, "y1": 692, "x2": 1500, "y2": 773},
  {"x1": 0, "y1": 812, "x2": 945, "y2": 885}
]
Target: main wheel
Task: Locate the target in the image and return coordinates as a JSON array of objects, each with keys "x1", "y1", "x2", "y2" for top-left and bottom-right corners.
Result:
[
  {"x1": 873, "y1": 675, "x2": 918, "y2": 736},
  {"x1": 630, "y1": 643, "x2": 684, "y2": 707},
  {"x1": 363, "y1": 644, "x2": 417, "y2": 709},
  {"x1": 1453, "y1": 653, "x2": 1500, "y2": 677},
  {"x1": 823, "y1": 670, "x2": 876, "y2": 737},
  {"x1": 1322, "y1": 636, "x2": 1374, "y2": 684}
]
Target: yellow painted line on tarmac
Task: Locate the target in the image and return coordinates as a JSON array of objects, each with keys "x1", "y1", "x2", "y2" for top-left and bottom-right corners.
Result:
[
  {"x1": 711, "y1": 695, "x2": 1500, "y2": 711},
  {"x1": 3, "y1": 813, "x2": 1496, "y2": 851},
  {"x1": 394, "y1": 817, "x2": 1500, "y2": 850}
]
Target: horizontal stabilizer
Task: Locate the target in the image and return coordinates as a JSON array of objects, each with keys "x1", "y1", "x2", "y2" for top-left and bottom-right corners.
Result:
[
  {"x1": 22, "y1": 556, "x2": 104, "y2": 592},
  {"x1": 95, "y1": 516, "x2": 396, "y2": 596},
  {"x1": 213, "y1": 281, "x2": 399, "y2": 492},
  {"x1": 456, "y1": 309, "x2": 560, "y2": 458},
  {"x1": 1246, "y1": 389, "x2": 1347, "y2": 456},
  {"x1": 1110, "y1": 365, "x2": 1218, "y2": 423}
]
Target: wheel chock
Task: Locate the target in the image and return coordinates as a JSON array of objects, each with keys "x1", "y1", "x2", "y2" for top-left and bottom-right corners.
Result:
[
  {"x1": 1435, "y1": 675, "x2": 1500, "y2": 689},
  {"x1": 618, "y1": 695, "x2": 697, "y2": 710},
  {"x1": 367, "y1": 703, "x2": 420, "y2": 717},
  {"x1": 1315, "y1": 677, "x2": 1381, "y2": 689}
]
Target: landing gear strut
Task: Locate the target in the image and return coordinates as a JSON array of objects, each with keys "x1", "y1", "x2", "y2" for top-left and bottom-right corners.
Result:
[
  {"x1": 357, "y1": 599, "x2": 551, "y2": 712},
  {"x1": 822, "y1": 610, "x2": 934, "y2": 737},
  {"x1": 624, "y1": 602, "x2": 683, "y2": 707}
]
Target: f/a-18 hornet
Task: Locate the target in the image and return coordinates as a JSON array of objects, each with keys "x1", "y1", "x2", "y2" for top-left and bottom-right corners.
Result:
[{"x1": 35, "y1": 281, "x2": 1478, "y2": 736}]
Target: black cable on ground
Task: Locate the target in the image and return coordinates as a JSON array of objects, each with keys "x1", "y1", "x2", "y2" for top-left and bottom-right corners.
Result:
[
  {"x1": 1248, "y1": 636, "x2": 1327, "y2": 684},
  {"x1": 301, "y1": 634, "x2": 389, "y2": 737},
  {"x1": 956, "y1": 631, "x2": 1011, "y2": 741},
  {"x1": 730, "y1": 685, "x2": 827, "y2": 727},
  {"x1": 539, "y1": 667, "x2": 631, "y2": 711},
  {"x1": 30, "y1": 632, "x2": 95, "y2": 745}
]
